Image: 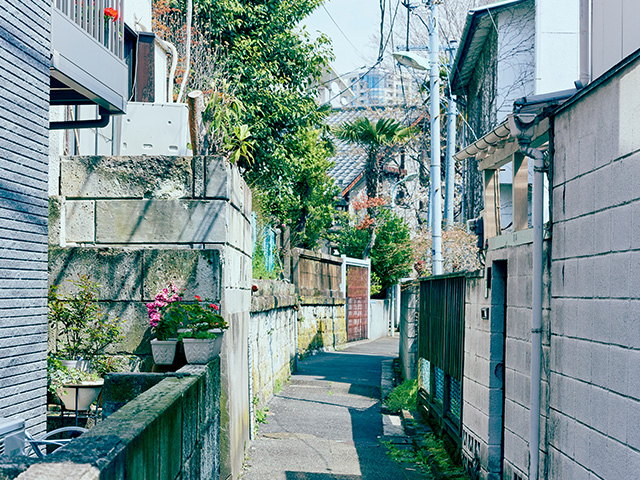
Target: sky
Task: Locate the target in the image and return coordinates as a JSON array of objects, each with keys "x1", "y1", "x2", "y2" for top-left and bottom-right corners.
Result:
[{"x1": 303, "y1": 0, "x2": 383, "y2": 75}]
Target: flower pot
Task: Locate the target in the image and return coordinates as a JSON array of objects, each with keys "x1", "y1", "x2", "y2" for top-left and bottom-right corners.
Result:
[
  {"x1": 151, "y1": 339, "x2": 178, "y2": 365},
  {"x1": 56, "y1": 380, "x2": 104, "y2": 411},
  {"x1": 182, "y1": 334, "x2": 224, "y2": 364},
  {"x1": 60, "y1": 359, "x2": 91, "y2": 372}
]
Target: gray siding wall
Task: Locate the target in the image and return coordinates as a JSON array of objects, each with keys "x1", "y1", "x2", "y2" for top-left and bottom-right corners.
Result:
[
  {"x1": 0, "y1": 1, "x2": 50, "y2": 436},
  {"x1": 550, "y1": 54, "x2": 640, "y2": 477}
]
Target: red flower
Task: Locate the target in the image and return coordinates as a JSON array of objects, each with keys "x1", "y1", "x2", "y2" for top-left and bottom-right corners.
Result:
[
  {"x1": 195, "y1": 295, "x2": 202, "y2": 301},
  {"x1": 210, "y1": 304, "x2": 220, "y2": 311},
  {"x1": 104, "y1": 7, "x2": 118, "y2": 21}
]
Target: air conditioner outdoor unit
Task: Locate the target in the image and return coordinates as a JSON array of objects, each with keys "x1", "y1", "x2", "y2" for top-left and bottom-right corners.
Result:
[{"x1": 0, "y1": 417, "x2": 25, "y2": 457}]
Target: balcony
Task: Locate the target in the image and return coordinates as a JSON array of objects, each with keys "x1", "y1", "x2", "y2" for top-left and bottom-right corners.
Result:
[{"x1": 50, "y1": 0, "x2": 128, "y2": 114}]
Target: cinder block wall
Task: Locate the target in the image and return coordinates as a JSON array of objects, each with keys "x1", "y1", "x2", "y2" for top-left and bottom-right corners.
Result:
[
  {"x1": 462, "y1": 242, "x2": 551, "y2": 480},
  {"x1": 50, "y1": 155, "x2": 251, "y2": 480},
  {"x1": 0, "y1": 0, "x2": 51, "y2": 438},
  {"x1": 549, "y1": 54, "x2": 640, "y2": 478}
]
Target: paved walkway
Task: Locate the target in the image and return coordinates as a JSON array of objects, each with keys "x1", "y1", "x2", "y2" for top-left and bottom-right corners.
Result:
[{"x1": 241, "y1": 337, "x2": 429, "y2": 480}]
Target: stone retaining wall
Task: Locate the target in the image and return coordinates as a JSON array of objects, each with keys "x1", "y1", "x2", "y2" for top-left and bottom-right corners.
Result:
[
  {"x1": 49, "y1": 155, "x2": 251, "y2": 480},
  {"x1": 0, "y1": 359, "x2": 221, "y2": 480},
  {"x1": 249, "y1": 280, "x2": 298, "y2": 412}
]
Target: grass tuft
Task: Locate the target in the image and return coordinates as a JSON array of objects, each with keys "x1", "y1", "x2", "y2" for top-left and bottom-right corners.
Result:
[{"x1": 384, "y1": 378, "x2": 418, "y2": 413}]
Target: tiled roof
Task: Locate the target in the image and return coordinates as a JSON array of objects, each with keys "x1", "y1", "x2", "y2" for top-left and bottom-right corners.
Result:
[{"x1": 325, "y1": 106, "x2": 422, "y2": 193}]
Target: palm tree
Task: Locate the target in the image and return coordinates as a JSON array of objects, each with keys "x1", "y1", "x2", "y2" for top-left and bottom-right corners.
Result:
[
  {"x1": 334, "y1": 117, "x2": 416, "y2": 199},
  {"x1": 334, "y1": 117, "x2": 416, "y2": 259}
]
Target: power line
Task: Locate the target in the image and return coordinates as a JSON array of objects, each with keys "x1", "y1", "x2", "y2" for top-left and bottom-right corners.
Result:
[
  {"x1": 313, "y1": 65, "x2": 368, "y2": 90},
  {"x1": 321, "y1": 4, "x2": 368, "y2": 62}
]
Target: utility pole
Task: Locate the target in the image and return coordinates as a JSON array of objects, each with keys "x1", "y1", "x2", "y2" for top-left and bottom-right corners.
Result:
[
  {"x1": 427, "y1": 0, "x2": 442, "y2": 275},
  {"x1": 444, "y1": 41, "x2": 458, "y2": 227}
]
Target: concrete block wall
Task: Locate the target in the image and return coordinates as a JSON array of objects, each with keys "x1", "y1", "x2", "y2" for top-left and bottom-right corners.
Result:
[
  {"x1": 369, "y1": 298, "x2": 392, "y2": 340},
  {"x1": 1, "y1": 360, "x2": 221, "y2": 480},
  {"x1": 549, "y1": 53, "x2": 640, "y2": 479},
  {"x1": 50, "y1": 155, "x2": 252, "y2": 480},
  {"x1": 462, "y1": 241, "x2": 551, "y2": 480},
  {"x1": 0, "y1": 0, "x2": 51, "y2": 438},
  {"x1": 399, "y1": 282, "x2": 419, "y2": 380}
]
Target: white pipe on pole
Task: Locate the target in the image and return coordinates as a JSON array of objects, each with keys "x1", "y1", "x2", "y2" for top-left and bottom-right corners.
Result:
[
  {"x1": 444, "y1": 42, "x2": 457, "y2": 227},
  {"x1": 176, "y1": 0, "x2": 192, "y2": 104},
  {"x1": 445, "y1": 95, "x2": 457, "y2": 226},
  {"x1": 520, "y1": 141, "x2": 544, "y2": 480},
  {"x1": 429, "y1": 0, "x2": 442, "y2": 275}
]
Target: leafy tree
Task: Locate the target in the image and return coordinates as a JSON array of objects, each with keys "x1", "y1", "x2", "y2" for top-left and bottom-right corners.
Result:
[
  {"x1": 334, "y1": 117, "x2": 416, "y2": 199},
  {"x1": 154, "y1": 0, "x2": 336, "y2": 249},
  {"x1": 332, "y1": 209, "x2": 413, "y2": 293}
]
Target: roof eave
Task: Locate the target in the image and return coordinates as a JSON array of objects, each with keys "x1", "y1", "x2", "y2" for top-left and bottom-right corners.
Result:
[{"x1": 450, "y1": 0, "x2": 530, "y2": 97}]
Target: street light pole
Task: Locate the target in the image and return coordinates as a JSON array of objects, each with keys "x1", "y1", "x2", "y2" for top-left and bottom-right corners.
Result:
[{"x1": 428, "y1": 0, "x2": 442, "y2": 275}]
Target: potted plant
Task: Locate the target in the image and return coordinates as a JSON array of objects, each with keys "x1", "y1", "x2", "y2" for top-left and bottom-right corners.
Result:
[
  {"x1": 47, "y1": 275, "x2": 123, "y2": 409},
  {"x1": 147, "y1": 283, "x2": 183, "y2": 365},
  {"x1": 47, "y1": 358, "x2": 103, "y2": 411},
  {"x1": 173, "y1": 296, "x2": 228, "y2": 364}
]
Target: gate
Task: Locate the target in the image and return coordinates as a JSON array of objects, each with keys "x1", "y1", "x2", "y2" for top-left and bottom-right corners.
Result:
[
  {"x1": 418, "y1": 273, "x2": 466, "y2": 445},
  {"x1": 341, "y1": 256, "x2": 371, "y2": 342}
]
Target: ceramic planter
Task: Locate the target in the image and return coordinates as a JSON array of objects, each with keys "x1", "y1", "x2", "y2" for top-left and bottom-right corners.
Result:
[
  {"x1": 56, "y1": 380, "x2": 104, "y2": 411},
  {"x1": 60, "y1": 359, "x2": 91, "y2": 371},
  {"x1": 151, "y1": 339, "x2": 178, "y2": 365},
  {"x1": 182, "y1": 333, "x2": 224, "y2": 364}
]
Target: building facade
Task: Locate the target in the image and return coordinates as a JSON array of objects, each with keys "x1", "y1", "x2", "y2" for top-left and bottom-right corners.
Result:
[{"x1": 0, "y1": 0, "x2": 51, "y2": 436}]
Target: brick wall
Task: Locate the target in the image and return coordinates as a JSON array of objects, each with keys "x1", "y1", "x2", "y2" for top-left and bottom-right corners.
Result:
[
  {"x1": 549, "y1": 53, "x2": 640, "y2": 479},
  {"x1": 0, "y1": 0, "x2": 51, "y2": 437}
]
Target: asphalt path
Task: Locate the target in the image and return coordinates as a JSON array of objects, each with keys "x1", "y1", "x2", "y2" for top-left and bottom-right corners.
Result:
[{"x1": 241, "y1": 336, "x2": 427, "y2": 480}]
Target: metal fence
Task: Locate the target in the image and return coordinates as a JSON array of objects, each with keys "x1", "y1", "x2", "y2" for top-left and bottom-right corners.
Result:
[
  {"x1": 55, "y1": 0, "x2": 125, "y2": 59},
  {"x1": 417, "y1": 273, "x2": 466, "y2": 444}
]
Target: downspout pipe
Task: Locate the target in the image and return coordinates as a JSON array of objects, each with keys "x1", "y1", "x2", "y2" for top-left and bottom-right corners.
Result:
[
  {"x1": 50, "y1": 107, "x2": 111, "y2": 130},
  {"x1": 508, "y1": 114, "x2": 544, "y2": 480}
]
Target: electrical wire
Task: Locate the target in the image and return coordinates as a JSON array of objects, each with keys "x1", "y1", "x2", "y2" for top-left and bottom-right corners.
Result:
[
  {"x1": 377, "y1": 0, "x2": 403, "y2": 62},
  {"x1": 312, "y1": 65, "x2": 368, "y2": 90},
  {"x1": 321, "y1": 4, "x2": 368, "y2": 63}
]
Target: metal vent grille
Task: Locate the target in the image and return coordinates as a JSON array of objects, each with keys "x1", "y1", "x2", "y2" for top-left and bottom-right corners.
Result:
[
  {"x1": 449, "y1": 377, "x2": 461, "y2": 422},
  {"x1": 419, "y1": 358, "x2": 431, "y2": 394},
  {"x1": 434, "y1": 366, "x2": 445, "y2": 405}
]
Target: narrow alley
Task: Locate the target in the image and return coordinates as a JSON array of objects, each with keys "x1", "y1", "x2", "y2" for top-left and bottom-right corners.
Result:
[{"x1": 241, "y1": 337, "x2": 430, "y2": 480}]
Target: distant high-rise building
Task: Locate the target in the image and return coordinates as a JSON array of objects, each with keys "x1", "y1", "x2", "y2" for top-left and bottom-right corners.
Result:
[{"x1": 346, "y1": 67, "x2": 421, "y2": 106}]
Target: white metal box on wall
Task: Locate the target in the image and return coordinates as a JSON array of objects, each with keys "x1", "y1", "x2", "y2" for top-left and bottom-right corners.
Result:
[{"x1": 120, "y1": 102, "x2": 190, "y2": 156}]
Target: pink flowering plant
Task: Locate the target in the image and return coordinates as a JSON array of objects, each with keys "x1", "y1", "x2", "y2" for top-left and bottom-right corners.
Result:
[{"x1": 147, "y1": 283, "x2": 183, "y2": 341}]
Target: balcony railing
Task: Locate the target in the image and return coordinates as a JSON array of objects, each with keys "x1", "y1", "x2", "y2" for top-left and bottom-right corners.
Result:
[
  {"x1": 51, "y1": 0, "x2": 128, "y2": 113},
  {"x1": 54, "y1": 0, "x2": 124, "y2": 59}
]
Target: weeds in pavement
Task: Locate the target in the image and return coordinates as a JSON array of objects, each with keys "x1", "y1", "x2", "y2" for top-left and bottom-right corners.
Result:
[
  {"x1": 256, "y1": 407, "x2": 269, "y2": 424},
  {"x1": 384, "y1": 378, "x2": 418, "y2": 413}
]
